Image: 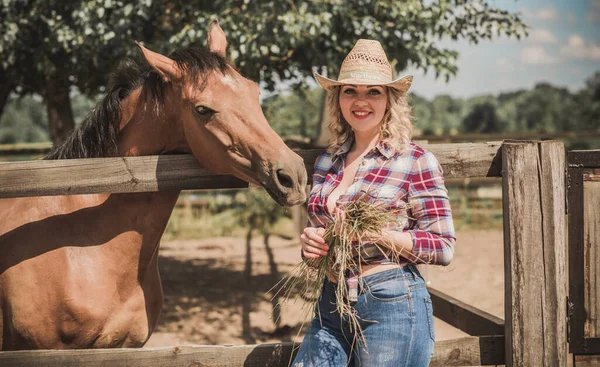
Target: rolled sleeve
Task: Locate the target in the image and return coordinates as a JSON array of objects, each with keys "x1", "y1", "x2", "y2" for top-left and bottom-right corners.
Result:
[{"x1": 405, "y1": 151, "x2": 456, "y2": 265}]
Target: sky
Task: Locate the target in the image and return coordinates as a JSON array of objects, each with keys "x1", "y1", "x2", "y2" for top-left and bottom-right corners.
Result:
[{"x1": 405, "y1": 0, "x2": 600, "y2": 99}]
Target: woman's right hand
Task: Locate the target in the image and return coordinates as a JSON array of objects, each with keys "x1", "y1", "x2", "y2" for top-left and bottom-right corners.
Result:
[{"x1": 300, "y1": 227, "x2": 329, "y2": 259}]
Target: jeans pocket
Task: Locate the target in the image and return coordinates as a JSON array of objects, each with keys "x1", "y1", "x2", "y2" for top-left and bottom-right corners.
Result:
[
  {"x1": 424, "y1": 297, "x2": 435, "y2": 342},
  {"x1": 365, "y1": 277, "x2": 410, "y2": 302}
]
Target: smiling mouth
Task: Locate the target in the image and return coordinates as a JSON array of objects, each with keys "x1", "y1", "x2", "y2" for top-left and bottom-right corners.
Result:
[{"x1": 352, "y1": 110, "x2": 372, "y2": 119}]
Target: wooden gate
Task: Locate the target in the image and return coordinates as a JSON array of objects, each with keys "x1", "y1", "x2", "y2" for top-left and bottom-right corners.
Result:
[{"x1": 568, "y1": 150, "x2": 600, "y2": 366}]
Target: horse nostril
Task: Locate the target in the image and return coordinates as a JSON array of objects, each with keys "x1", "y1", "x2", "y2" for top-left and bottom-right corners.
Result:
[{"x1": 276, "y1": 169, "x2": 294, "y2": 189}]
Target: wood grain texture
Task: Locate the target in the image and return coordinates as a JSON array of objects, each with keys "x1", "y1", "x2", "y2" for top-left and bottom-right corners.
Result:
[
  {"x1": 584, "y1": 180, "x2": 600, "y2": 339},
  {"x1": 539, "y1": 141, "x2": 567, "y2": 366},
  {"x1": 429, "y1": 287, "x2": 504, "y2": 336},
  {"x1": 0, "y1": 143, "x2": 502, "y2": 198},
  {"x1": 502, "y1": 141, "x2": 567, "y2": 367},
  {"x1": 0, "y1": 336, "x2": 505, "y2": 367}
]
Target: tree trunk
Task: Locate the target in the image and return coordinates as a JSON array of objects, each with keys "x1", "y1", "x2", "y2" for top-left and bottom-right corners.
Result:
[
  {"x1": 0, "y1": 75, "x2": 14, "y2": 119},
  {"x1": 315, "y1": 91, "x2": 330, "y2": 147},
  {"x1": 45, "y1": 76, "x2": 74, "y2": 145}
]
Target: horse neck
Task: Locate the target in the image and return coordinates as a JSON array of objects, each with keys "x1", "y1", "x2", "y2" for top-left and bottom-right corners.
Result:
[
  {"x1": 105, "y1": 87, "x2": 186, "y2": 253},
  {"x1": 115, "y1": 87, "x2": 188, "y2": 157}
]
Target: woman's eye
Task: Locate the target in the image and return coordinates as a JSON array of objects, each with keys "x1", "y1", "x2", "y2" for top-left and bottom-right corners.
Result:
[
  {"x1": 343, "y1": 88, "x2": 356, "y2": 95},
  {"x1": 368, "y1": 89, "x2": 382, "y2": 95},
  {"x1": 195, "y1": 106, "x2": 215, "y2": 117}
]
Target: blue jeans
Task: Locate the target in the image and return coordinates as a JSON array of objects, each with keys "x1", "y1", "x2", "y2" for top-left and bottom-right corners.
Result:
[{"x1": 292, "y1": 265, "x2": 435, "y2": 367}]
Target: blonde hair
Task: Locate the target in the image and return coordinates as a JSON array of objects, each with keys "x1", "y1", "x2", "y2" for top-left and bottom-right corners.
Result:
[{"x1": 326, "y1": 86, "x2": 413, "y2": 155}]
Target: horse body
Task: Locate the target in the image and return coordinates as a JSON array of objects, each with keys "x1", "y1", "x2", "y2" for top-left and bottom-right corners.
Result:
[
  {"x1": 0, "y1": 22, "x2": 307, "y2": 350},
  {"x1": 0, "y1": 192, "x2": 175, "y2": 349}
]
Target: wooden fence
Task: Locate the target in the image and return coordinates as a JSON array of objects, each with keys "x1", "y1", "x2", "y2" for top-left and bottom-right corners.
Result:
[{"x1": 0, "y1": 140, "x2": 567, "y2": 366}]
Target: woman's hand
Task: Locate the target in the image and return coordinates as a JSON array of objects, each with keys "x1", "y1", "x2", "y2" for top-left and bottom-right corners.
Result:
[{"x1": 300, "y1": 227, "x2": 329, "y2": 259}]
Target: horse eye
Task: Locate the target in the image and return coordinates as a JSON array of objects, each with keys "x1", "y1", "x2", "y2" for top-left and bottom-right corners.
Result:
[{"x1": 195, "y1": 106, "x2": 215, "y2": 117}]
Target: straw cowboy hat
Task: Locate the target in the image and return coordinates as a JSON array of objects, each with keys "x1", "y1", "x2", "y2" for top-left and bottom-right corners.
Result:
[{"x1": 314, "y1": 39, "x2": 413, "y2": 93}]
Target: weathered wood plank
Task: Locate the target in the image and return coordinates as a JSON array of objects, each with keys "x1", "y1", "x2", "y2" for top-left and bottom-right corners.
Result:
[
  {"x1": 430, "y1": 335, "x2": 505, "y2": 366},
  {"x1": 502, "y1": 141, "x2": 567, "y2": 367},
  {"x1": 539, "y1": 141, "x2": 567, "y2": 366},
  {"x1": 0, "y1": 143, "x2": 502, "y2": 198},
  {"x1": 583, "y1": 168, "x2": 600, "y2": 182},
  {"x1": 569, "y1": 160, "x2": 588, "y2": 354},
  {"x1": 575, "y1": 354, "x2": 600, "y2": 367},
  {"x1": 569, "y1": 150, "x2": 600, "y2": 166},
  {"x1": 503, "y1": 141, "x2": 545, "y2": 367},
  {"x1": 429, "y1": 287, "x2": 504, "y2": 336},
  {"x1": 426, "y1": 141, "x2": 502, "y2": 178},
  {"x1": 0, "y1": 336, "x2": 505, "y2": 366},
  {"x1": 584, "y1": 180, "x2": 600, "y2": 339}
]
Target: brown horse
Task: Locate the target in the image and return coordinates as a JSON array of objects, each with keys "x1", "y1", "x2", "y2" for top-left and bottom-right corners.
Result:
[{"x1": 0, "y1": 22, "x2": 307, "y2": 350}]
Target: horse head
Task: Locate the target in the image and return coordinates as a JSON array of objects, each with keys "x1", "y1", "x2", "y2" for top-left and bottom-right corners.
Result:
[{"x1": 135, "y1": 21, "x2": 307, "y2": 207}]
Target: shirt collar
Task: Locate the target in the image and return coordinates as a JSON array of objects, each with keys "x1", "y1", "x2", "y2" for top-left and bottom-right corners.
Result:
[{"x1": 334, "y1": 135, "x2": 396, "y2": 159}]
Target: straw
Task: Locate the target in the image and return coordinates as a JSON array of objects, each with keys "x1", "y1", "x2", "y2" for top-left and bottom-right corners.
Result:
[{"x1": 271, "y1": 191, "x2": 411, "y2": 356}]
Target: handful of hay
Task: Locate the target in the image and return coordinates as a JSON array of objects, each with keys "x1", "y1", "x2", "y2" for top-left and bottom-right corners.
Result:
[{"x1": 273, "y1": 192, "x2": 409, "y2": 348}]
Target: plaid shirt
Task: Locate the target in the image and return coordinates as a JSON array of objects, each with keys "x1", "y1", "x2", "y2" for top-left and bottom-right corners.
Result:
[{"x1": 307, "y1": 138, "x2": 455, "y2": 266}]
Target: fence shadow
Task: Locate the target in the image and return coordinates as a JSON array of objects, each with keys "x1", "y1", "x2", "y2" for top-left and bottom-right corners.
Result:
[{"x1": 155, "y1": 234, "x2": 307, "y2": 345}]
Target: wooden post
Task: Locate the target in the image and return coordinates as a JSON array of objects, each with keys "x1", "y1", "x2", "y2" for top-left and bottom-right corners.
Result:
[
  {"x1": 291, "y1": 185, "x2": 311, "y2": 239},
  {"x1": 502, "y1": 141, "x2": 567, "y2": 367}
]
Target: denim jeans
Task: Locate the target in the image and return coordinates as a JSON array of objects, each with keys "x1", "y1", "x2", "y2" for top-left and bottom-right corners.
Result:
[{"x1": 292, "y1": 265, "x2": 435, "y2": 367}]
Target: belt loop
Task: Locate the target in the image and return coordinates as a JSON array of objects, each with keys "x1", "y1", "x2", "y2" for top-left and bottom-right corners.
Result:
[{"x1": 412, "y1": 264, "x2": 421, "y2": 281}]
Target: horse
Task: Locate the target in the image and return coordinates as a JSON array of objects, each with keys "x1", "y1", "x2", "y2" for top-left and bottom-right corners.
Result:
[{"x1": 0, "y1": 21, "x2": 307, "y2": 350}]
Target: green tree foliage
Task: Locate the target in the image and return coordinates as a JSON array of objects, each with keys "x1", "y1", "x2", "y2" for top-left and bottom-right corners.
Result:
[
  {"x1": 1, "y1": 0, "x2": 527, "y2": 143},
  {"x1": 0, "y1": 96, "x2": 48, "y2": 144},
  {"x1": 463, "y1": 102, "x2": 502, "y2": 133},
  {"x1": 4, "y1": 71, "x2": 600, "y2": 144},
  {"x1": 574, "y1": 72, "x2": 600, "y2": 132},
  {"x1": 233, "y1": 188, "x2": 289, "y2": 235},
  {"x1": 0, "y1": 91, "x2": 101, "y2": 143},
  {"x1": 409, "y1": 73, "x2": 600, "y2": 137},
  {"x1": 262, "y1": 87, "x2": 324, "y2": 141}
]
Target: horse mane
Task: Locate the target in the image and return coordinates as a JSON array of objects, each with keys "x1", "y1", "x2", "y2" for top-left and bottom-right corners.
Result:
[{"x1": 45, "y1": 47, "x2": 230, "y2": 160}]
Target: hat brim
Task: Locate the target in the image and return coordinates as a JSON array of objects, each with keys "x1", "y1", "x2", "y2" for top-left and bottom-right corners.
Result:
[{"x1": 314, "y1": 72, "x2": 413, "y2": 94}]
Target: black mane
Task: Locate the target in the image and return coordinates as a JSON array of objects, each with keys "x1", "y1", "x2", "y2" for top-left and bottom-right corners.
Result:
[{"x1": 45, "y1": 46, "x2": 229, "y2": 160}]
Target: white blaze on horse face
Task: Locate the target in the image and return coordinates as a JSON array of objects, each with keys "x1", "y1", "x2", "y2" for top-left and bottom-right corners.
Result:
[{"x1": 220, "y1": 75, "x2": 237, "y2": 89}]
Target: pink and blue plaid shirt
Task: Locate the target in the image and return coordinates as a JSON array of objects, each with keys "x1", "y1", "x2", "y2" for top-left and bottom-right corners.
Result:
[{"x1": 307, "y1": 138, "x2": 456, "y2": 266}]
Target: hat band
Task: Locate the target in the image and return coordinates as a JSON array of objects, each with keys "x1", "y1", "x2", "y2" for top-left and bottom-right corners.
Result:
[{"x1": 337, "y1": 71, "x2": 391, "y2": 83}]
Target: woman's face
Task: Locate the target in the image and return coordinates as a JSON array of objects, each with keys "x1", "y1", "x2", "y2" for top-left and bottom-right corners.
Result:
[{"x1": 339, "y1": 85, "x2": 388, "y2": 134}]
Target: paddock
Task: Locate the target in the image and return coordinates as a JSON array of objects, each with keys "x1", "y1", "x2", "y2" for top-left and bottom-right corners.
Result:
[{"x1": 0, "y1": 140, "x2": 595, "y2": 366}]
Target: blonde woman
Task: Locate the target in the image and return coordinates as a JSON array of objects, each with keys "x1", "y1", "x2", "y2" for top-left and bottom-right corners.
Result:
[{"x1": 293, "y1": 40, "x2": 456, "y2": 366}]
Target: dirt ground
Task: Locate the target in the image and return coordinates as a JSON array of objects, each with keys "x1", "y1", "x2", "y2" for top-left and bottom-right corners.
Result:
[{"x1": 145, "y1": 229, "x2": 504, "y2": 347}]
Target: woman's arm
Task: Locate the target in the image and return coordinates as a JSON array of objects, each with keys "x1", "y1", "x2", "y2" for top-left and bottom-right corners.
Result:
[
  {"x1": 404, "y1": 151, "x2": 456, "y2": 265},
  {"x1": 371, "y1": 151, "x2": 455, "y2": 265}
]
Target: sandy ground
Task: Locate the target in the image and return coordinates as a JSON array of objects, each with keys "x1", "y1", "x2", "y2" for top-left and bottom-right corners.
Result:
[{"x1": 145, "y1": 229, "x2": 505, "y2": 347}]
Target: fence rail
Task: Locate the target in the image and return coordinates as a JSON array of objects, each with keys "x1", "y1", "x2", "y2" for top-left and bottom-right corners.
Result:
[
  {"x1": 0, "y1": 142, "x2": 501, "y2": 199},
  {"x1": 0, "y1": 336, "x2": 505, "y2": 367}
]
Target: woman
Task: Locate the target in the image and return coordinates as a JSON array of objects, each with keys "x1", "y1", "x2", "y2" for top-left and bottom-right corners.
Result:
[{"x1": 293, "y1": 39, "x2": 455, "y2": 366}]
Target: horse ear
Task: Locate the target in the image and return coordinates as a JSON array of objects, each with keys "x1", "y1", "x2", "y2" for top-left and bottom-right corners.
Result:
[
  {"x1": 208, "y1": 20, "x2": 227, "y2": 57},
  {"x1": 135, "y1": 41, "x2": 182, "y2": 82}
]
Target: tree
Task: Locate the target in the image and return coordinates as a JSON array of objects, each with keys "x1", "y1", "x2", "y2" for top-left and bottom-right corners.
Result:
[
  {"x1": 513, "y1": 83, "x2": 576, "y2": 133},
  {"x1": 1, "y1": 0, "x2": 527, "y2": 144},
  {"x1": 575, "y1": 72, "x2": 600, "y2": 132},
  {"x1": 0, "y1": 96, "x2": 48, "y2": 144},
  {"x1": 463, "y1": 102, "x2": 503, "y2": 133},
  {"x1": 262, "y1": 87, "x2": 323, "y2": 141},
  {"x1": 429, "y1": 95, "x2": 464, "y2": 135}
]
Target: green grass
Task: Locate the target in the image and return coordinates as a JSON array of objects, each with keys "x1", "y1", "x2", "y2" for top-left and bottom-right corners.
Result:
[
  {"x1": 163, "y1": 205, "x2": 295, "y2": 241},
  {"x1": 161, "y1": 185, "x2": 504, "y2": 242}
]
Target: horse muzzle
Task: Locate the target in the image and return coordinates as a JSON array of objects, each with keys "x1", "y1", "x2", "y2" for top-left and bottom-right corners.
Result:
[{"x1": 261, "y1": 152, "x2": 307, "y2": 207}]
